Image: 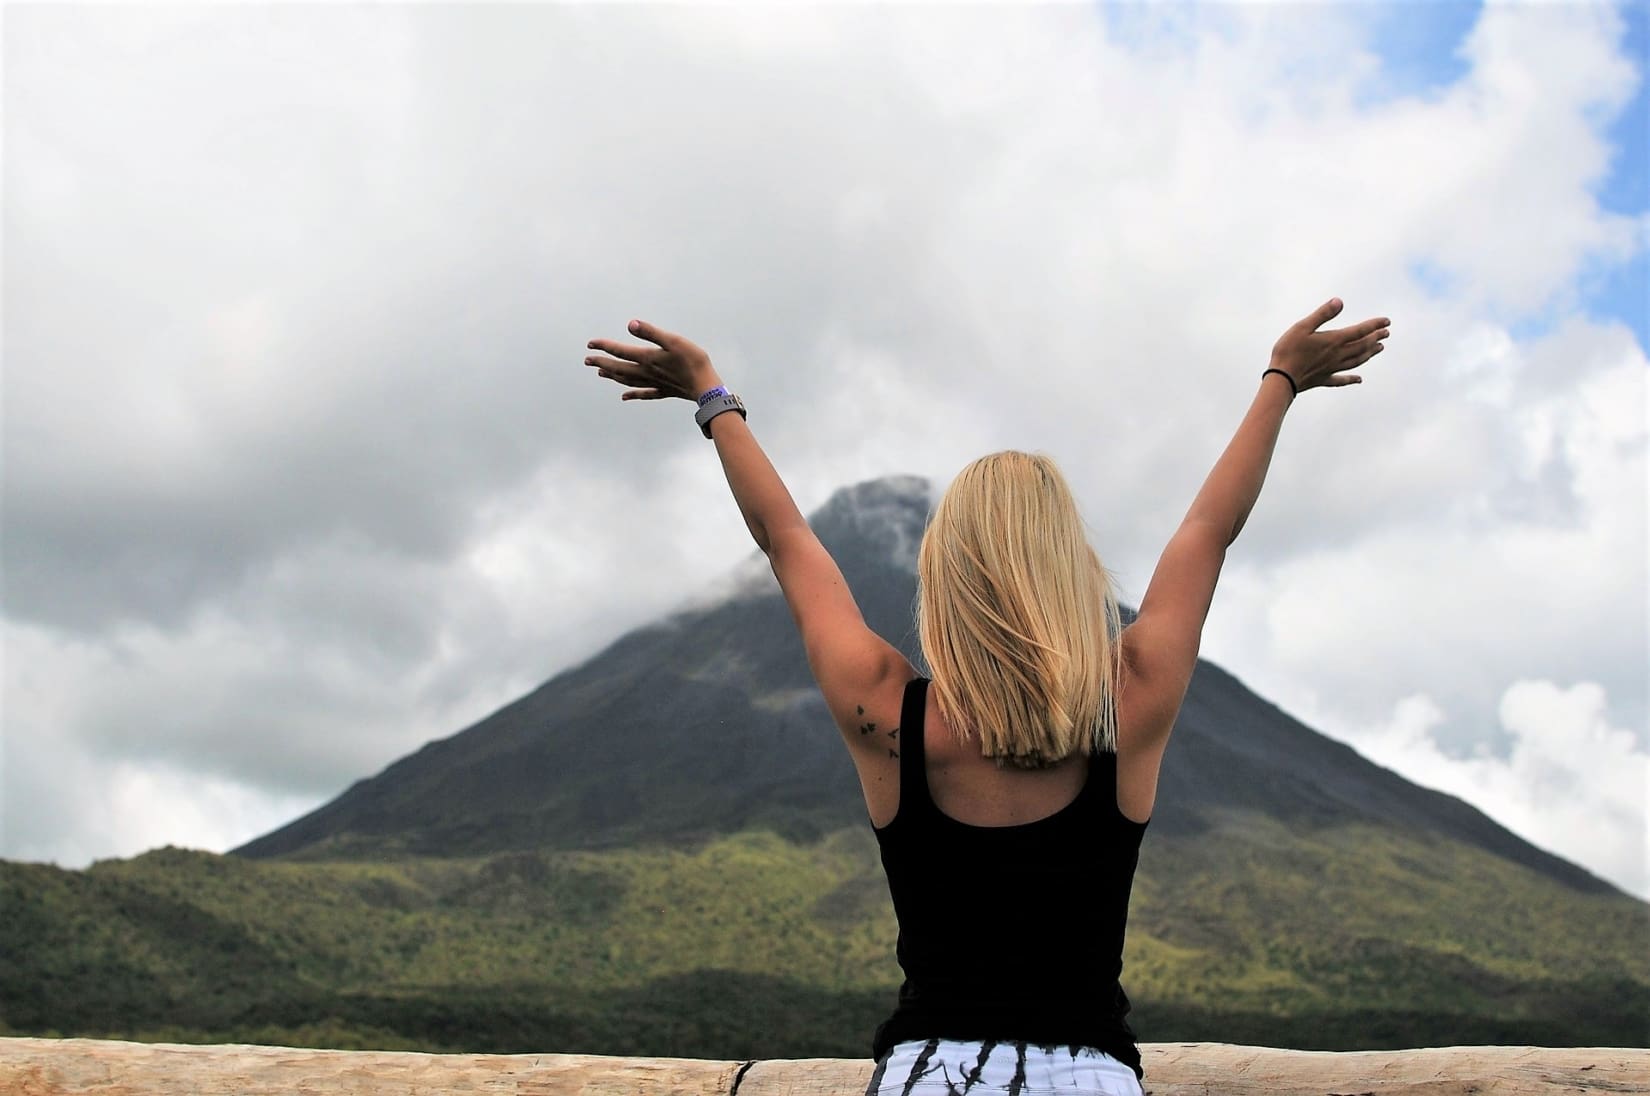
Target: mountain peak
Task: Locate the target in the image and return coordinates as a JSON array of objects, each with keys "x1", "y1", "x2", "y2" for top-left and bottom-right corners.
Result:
[
  {"x1": 233, "y1": 470, "x2": 1622, "y2": 903},
  {"x1": 807, "y1": 475, "x2": 932, "y2": 575}
]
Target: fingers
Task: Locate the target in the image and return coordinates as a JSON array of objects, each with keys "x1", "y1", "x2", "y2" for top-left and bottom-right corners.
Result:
[
  {"x1": 1343, "y1": 342, "x2": 1385, "y2": 369},
  {"x1": 625, "y1": 318, "x2": 675, "y2": 349},
  {"x1": 1302, "y1": 297, "x2": 1344, "y2": 330},
  {"x1": 1339, "y1": 325, "x2": 1390, "y2": 362},
  {"x1": 1334, "y1": 316, "x2": 1392, "y2": 343},
  {"x1": 584, "y1": 319, "x2": 677, "y2": 362},
  {"x1": 585, "y1": 352, "x2": 682, "y2": 403},
  {"x1": 585, "y1": 353, "x2": 641, "y2": 380},
  {"x1": 586, "y1": 355, "x2": 664, "y2": 395},
  {"x1": 585, "y1": 338, "x2": 650, "y2": 363}
]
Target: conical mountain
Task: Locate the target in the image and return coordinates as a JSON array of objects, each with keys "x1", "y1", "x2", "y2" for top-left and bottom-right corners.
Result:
[
  {"x1": 235, "y1": 475, "x2": 1612, "y2": 897},
  {"x1": 233, "y1": 476, "x2": 930, "y2": 859}
]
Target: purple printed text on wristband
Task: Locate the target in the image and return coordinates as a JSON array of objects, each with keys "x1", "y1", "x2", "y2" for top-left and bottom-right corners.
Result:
[{"x1": 697, "y1": 385, "x2": 729, "y2": 406}]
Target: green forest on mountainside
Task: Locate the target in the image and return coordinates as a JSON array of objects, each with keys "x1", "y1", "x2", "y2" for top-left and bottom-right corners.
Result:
[{"x1": 4, "y1": 816, "x2": 1646, "y2": 1058}]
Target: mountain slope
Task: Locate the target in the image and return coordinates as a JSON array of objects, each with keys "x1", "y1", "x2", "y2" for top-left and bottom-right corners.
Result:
[
  {"x1": 9, "y1": 474, "x2": 1646, "y2": 1057},
  {"x1": 234, "y1": 476, "x2": 1614, "y2": 897},
  {"x1": 5, "y1": 831, "x2": 1645, "y2": 1056}
]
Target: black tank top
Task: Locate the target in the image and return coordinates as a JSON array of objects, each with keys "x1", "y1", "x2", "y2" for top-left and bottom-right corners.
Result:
[{"x1": 870, "y1": 677, "x2": 1150, "y2": 1080}]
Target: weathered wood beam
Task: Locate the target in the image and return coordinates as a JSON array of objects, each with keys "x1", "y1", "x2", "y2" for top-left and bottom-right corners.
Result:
[{"x1": 0, "y1": 1038, "x2": 1643, "y2": 1094}]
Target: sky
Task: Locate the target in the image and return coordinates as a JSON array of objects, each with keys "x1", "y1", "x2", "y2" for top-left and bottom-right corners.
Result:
[{"x1": 3, "y1": 2, "x2": 1646, "y2": 901}]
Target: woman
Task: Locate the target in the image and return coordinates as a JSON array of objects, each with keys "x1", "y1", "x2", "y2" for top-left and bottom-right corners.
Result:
[{"x1": 584, "y1": 298, "x2": 1390, "y2": 1095}]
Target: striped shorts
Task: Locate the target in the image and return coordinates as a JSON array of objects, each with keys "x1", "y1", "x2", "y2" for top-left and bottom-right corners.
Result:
[{"x1": 865, "y1": 1038, "x2": 1144, "y2": 1096}]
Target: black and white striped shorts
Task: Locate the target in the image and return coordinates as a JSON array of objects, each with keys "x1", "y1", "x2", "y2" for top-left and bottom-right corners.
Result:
[{"x1": 865, "y1": 1038, "x2": 1144, "y2": 1096}]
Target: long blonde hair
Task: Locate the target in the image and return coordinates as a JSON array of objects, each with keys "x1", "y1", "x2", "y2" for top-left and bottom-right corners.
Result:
[{"x1": 916, "y1": 451, "x2": 1123, "y2": 766}]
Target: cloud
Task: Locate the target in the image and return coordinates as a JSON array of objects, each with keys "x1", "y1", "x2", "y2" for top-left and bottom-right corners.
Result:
[
  {"x1": 3, "y1": 732, "x2": 319, "y2": 869},
  {"x1": 2, "y1": 3, "x2": 1644, "y2": 898},
  {"x1": 1341, "y1": 681, "x2": 1647, "y2": 900},
  {"x1": 1200, "y1": 319, "x2": 1646, "y2": 762}
]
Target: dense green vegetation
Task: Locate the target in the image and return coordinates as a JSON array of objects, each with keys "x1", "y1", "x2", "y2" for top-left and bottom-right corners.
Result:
[{"x1": 4, "y1": 818, "x2": 1646, "y2": 1057}]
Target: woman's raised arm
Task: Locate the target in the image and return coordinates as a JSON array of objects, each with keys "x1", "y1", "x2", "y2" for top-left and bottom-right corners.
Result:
[
  {"x1": 584, "y1": 319, "x2": 807, "y2": 552},
  {"x1": 1114, "y1": 299, "x2": 1390, "y2": 816},
  {"x1": 1185, "y1": 298, "x2": 1390, "y2": 543},
  {"x1": 583, "y1": 319, "x2": 910, "y2": 763}
]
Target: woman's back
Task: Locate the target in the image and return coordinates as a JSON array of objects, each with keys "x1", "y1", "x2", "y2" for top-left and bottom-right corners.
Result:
[
  {"x1": 869, "y1": 677, "x2": 1149, "y2": 1079},
  {"x1": 859, "y1": 636, "x2": 1159, "y2": 833},
  {"x1": 920, "y1": 698, "x2": 1096, "y2": 827}
]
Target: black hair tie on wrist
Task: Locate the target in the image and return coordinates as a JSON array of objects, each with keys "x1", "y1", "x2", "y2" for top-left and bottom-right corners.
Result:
[{"x1": 1262, "y1": 368, "x2": 1299, "y2": 397}]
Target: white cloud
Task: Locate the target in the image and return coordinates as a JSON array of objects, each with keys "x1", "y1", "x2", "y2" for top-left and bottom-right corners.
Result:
[
  {"x1": 4, "y1": 741, "x2": 319, "y2": 870},
  {"x1": 1339, "y1": 681, "x2": 1648, "y2": 900},
  {"x1": 1200, "y1": 322, "x2": 1646, "y2": 745},
  {"x1": 2, "y1": 2, "x2": 1644, "y2": 899}
]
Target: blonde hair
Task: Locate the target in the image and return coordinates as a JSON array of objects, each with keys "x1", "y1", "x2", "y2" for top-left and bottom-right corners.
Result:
[{"x1": 916, "y1": 451, "x2": 1123, "y2": 767}]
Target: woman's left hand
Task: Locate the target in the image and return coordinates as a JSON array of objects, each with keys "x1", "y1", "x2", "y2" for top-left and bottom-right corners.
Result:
[{"x1": 585, "y1": 319, "x2": 722, "y2": 402}]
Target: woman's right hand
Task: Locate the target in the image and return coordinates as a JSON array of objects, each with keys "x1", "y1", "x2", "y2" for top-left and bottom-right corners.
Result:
[{"x1": 1269, "y1": 298, "x2": 1391, "y2": 393}]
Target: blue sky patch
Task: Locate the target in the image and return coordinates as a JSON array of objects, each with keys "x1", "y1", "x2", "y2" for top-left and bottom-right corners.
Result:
[
  {"x1": 1593, "y1": 1, "x2": 1647, "y2": 348},
  {"x1": 1095, "y1": 0, "x2": 1645, "y2": 347},
  {"x1": 1364, "y1": 0, "x2": 1482, "y2": 102},
  {"x1": 1369, "y1": 0, "x2": 1644, "y2": 346}
]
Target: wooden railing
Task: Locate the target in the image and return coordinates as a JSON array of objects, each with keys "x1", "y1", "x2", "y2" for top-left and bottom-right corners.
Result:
[{"x1": 0, "y1": 1037, "x2": 1644, "y2": 1093}]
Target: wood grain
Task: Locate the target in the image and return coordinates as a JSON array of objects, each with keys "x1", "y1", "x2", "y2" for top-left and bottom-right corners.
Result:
[{"x1": 0, "y1": 1038, "x2": 1643, "y2": 1095}]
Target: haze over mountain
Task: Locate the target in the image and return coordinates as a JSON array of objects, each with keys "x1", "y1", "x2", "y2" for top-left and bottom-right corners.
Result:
[{"x1": 234, "y1": 476, "x2": 1614, "y2": 899}]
